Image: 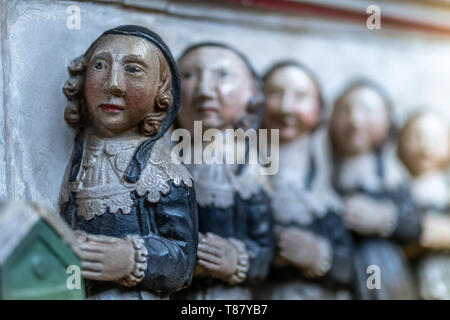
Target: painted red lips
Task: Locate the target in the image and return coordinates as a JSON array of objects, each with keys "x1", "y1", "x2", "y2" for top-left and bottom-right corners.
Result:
[
  {"x1": 99, "y1": 104, "x2": 124, "y2": 113},
  {"x1": 198, "y1": 107, "x2": 219, "y2": 114}
]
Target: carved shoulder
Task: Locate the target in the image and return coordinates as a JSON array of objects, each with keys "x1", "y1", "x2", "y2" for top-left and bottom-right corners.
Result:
[
  {"x1": 235, "y1": 163, "x2": 272, "y2": 199},
  {"x1": 136, "y1": 140, "x2": 193, "y2": 203},
  {"x1": 58, "y1": 149, "x2": 75, "y2": 209}
]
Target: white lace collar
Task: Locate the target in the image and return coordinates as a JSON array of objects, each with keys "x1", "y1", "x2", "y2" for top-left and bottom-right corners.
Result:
[
  {"x1": 336, "y1": 152, "x2": 381, "y2": 192},
  {"x1": 185, "y1": 137, "x2": 268, "y2": 209},
  {"x1": 410, "y1": 171, "x2": 449, "y2": 209},
  {"x1": 270, "y1": 136, "x2": 313, "y2": 225},
  {"x1": 59, "y1": 133, "x2": 193, "y2": 220},
  {"x1": 270, "y1": 133, "x2": 340, "y2": 225},
  {"x1": 275, "y1": 135, "x2": 310, "y2": 184},
  {"x1": 334, "y1": 142, "x2": 407, "y2": 194}
]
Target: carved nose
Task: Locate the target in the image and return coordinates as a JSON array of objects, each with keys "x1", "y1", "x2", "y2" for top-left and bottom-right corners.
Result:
[
  {"x1": 280, "y1": 92, "x2": 294, "y2": 114},
  {"x1": 418, "y1": 136, "x2": 434, "y2": 157},
  {"x1": 105, "y1": 69, "x2": 125, "y2": 97},
  {"x1": 349, "y1": 108, "x2": 363, "y2": 128},
  {"x1": 108, "y1": 84, "x2": 125, "y2": 97},
  {"x1": 195, "y1": 72, "x2": 214, "y2": 99}
]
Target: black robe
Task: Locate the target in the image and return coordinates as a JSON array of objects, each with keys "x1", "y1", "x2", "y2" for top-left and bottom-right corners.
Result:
[
  {"x1": 256, "y1": 151, "x2": 355, "y2": 299},
  {"x1": 173, "y1": 164, "x2": 274, "y2": 299},
  {"x1": 333, "y1": 151, "x2": 422, "y2": 300},
  {"x1": 197, "y1": 189, "x2": 274, "y2": 283},
  {"x1": 410, "y1": 201, "x2": 450, "y2": 300},
  {"x1": 60, "y1": 135, "x2": 198, "y2": 298}
]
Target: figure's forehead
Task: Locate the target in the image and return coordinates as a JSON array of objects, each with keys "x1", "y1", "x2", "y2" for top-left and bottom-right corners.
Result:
[
  {"x1": 413, "y1": 114, "x2": 448, "y2": 136},
  {"x1": 346, "y1": 86, "x2": 380, "y2": 100},
  {"x1": 266, "y1": 66, "x2": 316, "y2": 90},
  {"x1": 179, "y1": 46, "x2": 249, "y2": 72},
  {"x1": 341, "y1": 86, "x2": 386, "y2": 110},
  {"x1": 90, "y1": 34, "x2": 159, "y2": 63}
]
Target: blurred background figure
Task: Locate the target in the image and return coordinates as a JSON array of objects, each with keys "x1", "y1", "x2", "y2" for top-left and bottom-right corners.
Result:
[
  {"x1": 328, "y1": 80, "x2": 421, "y2": 299},
  {"x1": 255, "y1": 61, "x2": 354, "y2": 300},
  {"x1": 173, "y1": 43, "x2": 274, "y2": 300},
  {"x1": 397, "y1": 111, "x2": 450, "y2": 300}
]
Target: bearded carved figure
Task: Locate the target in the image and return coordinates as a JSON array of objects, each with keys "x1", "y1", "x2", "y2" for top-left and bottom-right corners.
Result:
[{"x1": 254, "y1": 61, "x2": 354, "y2": 300}]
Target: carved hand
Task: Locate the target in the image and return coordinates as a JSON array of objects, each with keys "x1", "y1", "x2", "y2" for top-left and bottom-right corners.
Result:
[
  {"x1": 276, "y1": 226, "x2": 320, "y2": 271},
  {"x1": 196, "y1": 232, "x2": 240, "y2": 281},
  {"x1": 342, "y1": 195, "x2": 396, "y2": 236},
  {"x1": 193, "y1": 233, "x2": 209, "y2": 277},
  {"x1": 420, "y1": 213, "x2": 450, "y2": 249},
  {"x1": 75, "y1": 233, "x2": 136, "y2": 283}
]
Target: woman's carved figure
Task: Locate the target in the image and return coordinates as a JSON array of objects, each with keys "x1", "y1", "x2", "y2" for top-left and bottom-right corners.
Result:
[{"x1": 59, "y1": 25, "x2": 198, "y2": 300}]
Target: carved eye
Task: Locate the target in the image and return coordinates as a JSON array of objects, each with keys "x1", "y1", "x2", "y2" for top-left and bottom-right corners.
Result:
[
  {"x1": 218, "y1": 70, "x2": 229, "y2": 78},
  {"x1": 294, "y1": 92, "x2": 307, "y2": 100},
  {"x1": 93, "y1": 61, "x2": 106, "y2": 70},
  {"x1": 267, "y1": 89, "x2": 282, "y2": 98},
  {"x1": 125, "y1": 65, "x2": 143, "y2": 74},
  {"x1": 182, "y1": 71, "x2": 193, "y2": 80}
]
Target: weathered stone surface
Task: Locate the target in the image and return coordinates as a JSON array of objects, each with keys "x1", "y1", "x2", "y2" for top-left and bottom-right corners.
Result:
[
  {"x1": 0, "y1": 1, "x2": 6, "y2": 199},
  {"x1": 0, "y1": 0, "x2": 449, "y2": 210}
]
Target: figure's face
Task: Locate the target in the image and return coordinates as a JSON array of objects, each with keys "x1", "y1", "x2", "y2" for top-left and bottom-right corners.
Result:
[
  {"x1": 84, "y1": 35, "x2": 160, "y2": 137},
  {"x1": 263, "y1": 66, "x2": 321, "y2": 143},
  {"x1": 399, "y1": 114, "x2": 450, "y2": 176},
  {"x1": 177, "y1": 46, "x2": 254, "y2": 134},
  {"x1": 330, "y1": 86, "x2": 390, "y2": 157}
]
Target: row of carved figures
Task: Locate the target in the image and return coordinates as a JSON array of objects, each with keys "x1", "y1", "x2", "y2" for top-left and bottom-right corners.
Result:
[{"x1": 56, "y1": 25, "x2": 450, "y2": 300}]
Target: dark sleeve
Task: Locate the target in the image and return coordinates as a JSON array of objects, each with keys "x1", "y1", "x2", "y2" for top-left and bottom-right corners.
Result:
[
  {"x1": 315, "y1": 211, "x2": 355, "y2": 287},
  {"x1": 60, "y1": 192, "x2": 77, "y2": 230},
  {"x1": 138, "y1": 182, "x2": 198, "y2": 293},
  {"x1": 388, "y1": 186, "x2": 422, "y2": 244},
  {"x1": 239, "y1": 189, "x2": 275, "y2": 283}
]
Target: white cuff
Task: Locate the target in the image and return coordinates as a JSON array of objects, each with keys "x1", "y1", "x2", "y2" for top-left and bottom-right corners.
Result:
[
  {"x1": 118, "y1": 235, "x2": 148, "y2": 287},
  {"x1": 305, "y1": 236, "x2": 333, "y2": 278},
  {"x1": 225, "y1": 238, "x2": 250, "y2": 285},
  {"x1": 377, "y1": 201, "x2": 398, "y2": 237}
]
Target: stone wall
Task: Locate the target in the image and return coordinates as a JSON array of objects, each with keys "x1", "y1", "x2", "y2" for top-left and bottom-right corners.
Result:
[
  {"x1": 0, "y1": 1, "x2": 6, "y2": 198},
  {"x1": 1, "y1": 0, "x2": 449, "y2": 209}
]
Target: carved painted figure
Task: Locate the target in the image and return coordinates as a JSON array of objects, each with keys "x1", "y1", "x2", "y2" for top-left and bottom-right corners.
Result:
[
  {"x1": 398, "y1": 111, "x2": 450, "y2": 299},
  {"x1": 329, "y1": 80, "x2": 421, "y2": 299},
  {"x1": 255, "y1": 61, "x2": 354, "y2": 299},
  {"x1": 173, "y1": 43, "x2": 274, "y2": 299},
  {"x1": 59, "y1": 25, "x2": 198, "y2": 300}
]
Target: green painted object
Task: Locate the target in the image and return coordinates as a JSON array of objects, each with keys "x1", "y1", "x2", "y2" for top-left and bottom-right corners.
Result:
[{"x1": 0, "y1": 202, "x2": 85, "y2": 300}]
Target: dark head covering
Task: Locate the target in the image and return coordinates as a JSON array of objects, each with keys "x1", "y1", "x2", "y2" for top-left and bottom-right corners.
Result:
[{"x1": 69, "y1": 25, "x2": 180, "y2": 183}]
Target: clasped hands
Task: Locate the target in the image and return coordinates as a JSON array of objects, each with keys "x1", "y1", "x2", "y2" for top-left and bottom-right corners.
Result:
[
  {"x1": 274, "y1": 226, "x2": 324, "y2": 275},
  {"x1": 73, "y1": 231, "x2": 136, "y2": 283},
  {"x1": 194, "y1": 232, "x2": 247, "y2": 283},
  {"x1": 342, "y1": 194, "x2": 396, "y2": 236},
  {"x1": 420, "y1": 213, "x2": 450, "y2": 249}
]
